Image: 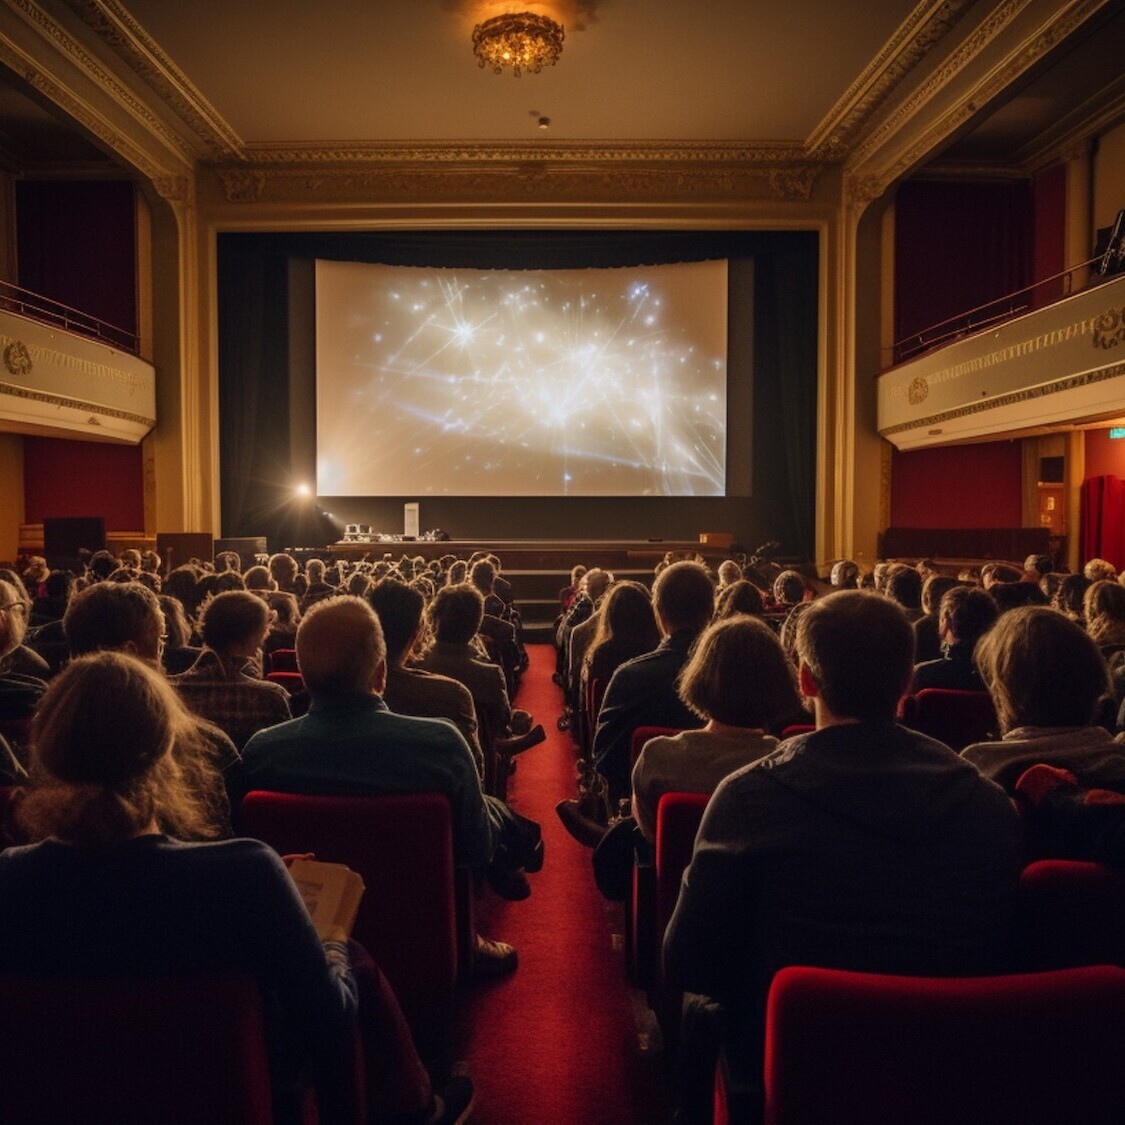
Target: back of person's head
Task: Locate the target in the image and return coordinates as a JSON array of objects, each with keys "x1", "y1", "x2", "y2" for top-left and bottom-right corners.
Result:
[
  {"x1": 41, "y1": 569, "x2": 75, "y2": 604},
  {"x1": 429, "y1": 583, "x2": 484, "y2": 645},
  {"x1": 773, "y1": 569, "x2": 806, "y2": 606},
  {"x1": 830, "y1": 560, "x2": 859, "y2": 589},
  {"x1": 297, "y1": 596, "x2": 385, "y2": 697},
  {"x1": 158, "y1": 595, "x2": 192, "y2": 649},
  {"x1": 990, "y1": 580, "x2": 1049, "y2": 614},
  {"x1": 974, "y1": 606, "x2": 1111, "y2": 732},
  {"x1": 652, "y1": 560, "x2": 715, "y2": 636},
  {"x1": 1084, "y1": 579, "x2": 1125, "y2": 640},
  {"x1": 885, "y1": 564, "x2": 922, "y2": 612},
  {"x1": 581, "y1": 567, "x2": 614, "y2": 603},
  {"x1": 981, "y1": 562, "x2": 1023, "y2": 588},
  {"x1": 1055, "y1": 572, "x2": 1091, "y2": 617},
  {"x1": 447, "y1": 559, "x2": 468, "y2": 586},
  {"x1": 267, "y1": 591, "x2": 301, "y2": 630},
  {"x1": 921, "y1": 574, "x2": 959, "y2": 616},
  {"x1": 469, "y1": 559, "x2": 495, "y2": 595},
  {"x1": 0, "y1": 578, "x2": 29, "y2": 659},
  {"x1": 367, "y1": 580, "x2": 425, "y2": 664},
  {"x1": 939, "y1": 585, "x2": 998, "y2": 647},
  {"x1": 64, "y1": 581, "x2": 162, "y2": 658},
  {"x1": 19, "y1": 651, "x2": 218, "y2": 847},
  {"x1": 713, "y1": 579, "x2": 763, "y2": 621},
  {"x1": 595, "y1": 580, "x2": 658, "y2": 649},
  {"x1": 200, "y1": 590, "x2": 270, "y2": 653},
  {"x1": 1024, "y1": 553, "x2": 1052, "y2": 580},
  {"x1": 796, "y1": 590, "x2": 914, "y2": 722},
  {"x1": 269, "y1": 553, "x2": 299, "y2": 585},
  {"x1": 242, "y1": 565, "x2": 275, "y2": 592},
  {"x1": 140, "y1": 550, "x2": 161, "y2": 574},
  {"x1": 680, "y1": 615, "x2": 800, "y2": 729},
  {"x1": 306, "y1": 558, "x2": 326, "y2": 584},
  {"x1": 1085, "y1": 558, "x2": 1117, "y2": 583},
  {"x1": 346, "y1": 571, "x2": 372, "y2": 598},
  {"x1": 163, "y1": 565, "x2": 201, "y2": 613},
  {"x1": 717, "y1": 560, "x2": 742, "y2": 588},
  {"x1": 86, "y1": 550, "x2": 117, "y2": 582},
  {"x1": 569, "y1": 564, "x2": 587, "y2": 588}
]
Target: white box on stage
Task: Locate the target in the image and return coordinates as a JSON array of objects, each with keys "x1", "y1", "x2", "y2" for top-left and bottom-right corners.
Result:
[{"x1": 404, "y1": 502, "x2": 419, "y2": 539}]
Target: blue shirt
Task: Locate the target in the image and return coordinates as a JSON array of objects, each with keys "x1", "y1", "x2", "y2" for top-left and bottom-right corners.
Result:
[{"x1": 240, "y1": 692, "x2": 494, "y2": 867}]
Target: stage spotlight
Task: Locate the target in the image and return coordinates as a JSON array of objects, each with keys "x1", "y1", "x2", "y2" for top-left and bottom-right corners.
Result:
[{"x1": 295, "y1": 483, "x2": 312, "y2": 498}]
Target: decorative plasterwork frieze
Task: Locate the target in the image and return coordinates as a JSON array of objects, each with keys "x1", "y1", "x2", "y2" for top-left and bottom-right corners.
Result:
[
  {"x1": 0, "y1": 381, "x2": 155, "y2": 429},
  {"x1": 215, "y1": 146, "x2": 824, "y2": 205},
  {"x1": 5, "y1": 0, "x2": 198, "y2": 167},
  {"x1": 61, "y1": 0, "x2": 244, "y2": 161},
  {"x1": 806, "y1": 0, "x2": 975, "y2": 160},
  {"x1": 880, "y1": 361, "x2": 1125, "y2": 438}
]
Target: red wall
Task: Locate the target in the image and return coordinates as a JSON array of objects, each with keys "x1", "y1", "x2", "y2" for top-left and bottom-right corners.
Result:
[
  {"x1": 891, "y1": 441, "x2": 1023, "y2": 528},
  {"x1": 1032, "y1": 163, "x2": 1067, "y2": 307},
  {"x1": 23, "y1": 438, "x2": 144, "y2": 530},
  {"x1": 1085, "y1": 428, "x2": 1125, "y2": 480}
]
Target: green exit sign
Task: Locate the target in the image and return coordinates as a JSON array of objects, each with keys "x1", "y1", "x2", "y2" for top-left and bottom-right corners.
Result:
[{"x1": 1111, "y1": 427, "x2": 1125, "y2": 439}]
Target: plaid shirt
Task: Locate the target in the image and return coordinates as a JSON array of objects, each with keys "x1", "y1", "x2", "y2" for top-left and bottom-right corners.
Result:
[{"x1": 172, "y1": 649, "x2": 291, "y2": 750}]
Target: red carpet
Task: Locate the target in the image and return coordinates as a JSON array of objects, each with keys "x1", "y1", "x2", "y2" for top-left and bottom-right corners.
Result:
[{"x1": 455, "y1": 644, "x2": 673, "y2": 1124}]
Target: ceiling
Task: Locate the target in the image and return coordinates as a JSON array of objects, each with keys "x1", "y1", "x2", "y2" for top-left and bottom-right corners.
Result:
[{"x1": 0, "y1": 1, "x2": 1123, "y2": 176}]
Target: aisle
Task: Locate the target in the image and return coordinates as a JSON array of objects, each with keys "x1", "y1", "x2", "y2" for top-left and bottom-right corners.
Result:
[{"x1": 454, "y1": 644, "x2": 674, "y2": 1124}]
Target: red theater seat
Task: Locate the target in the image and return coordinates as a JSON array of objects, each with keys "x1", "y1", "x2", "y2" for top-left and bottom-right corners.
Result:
[
  {"x1": 240, "y1": 790, "x2": 466, "y2": 1052},
  {"x1": 0, "y1": 973, "x2": 275, "y2": 1125},
  {"x1": 754, "y1": 964, "x2": 1125, "y2": 1125},
  {"x1": 899, "y1": 688, "x2": 997, "y2": 750}
]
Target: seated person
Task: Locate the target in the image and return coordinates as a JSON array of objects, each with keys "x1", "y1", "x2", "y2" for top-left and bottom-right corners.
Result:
[
  {"x1": 1085, "y1": 579, "x2": 1125, "y2": 654},
  {"x1": 1054, "y1": 572, "x2": 1091, "y2": 623},
  {"x1": 172, "y1": 591, "x2": 292, "y2": 750},
  {"x1": 582, "y1": 581, "x2": 661, "y2": 710},
  {"x1": 369, "y1": 580, "x2": 484, "y2": 772},
  {"x1": 912, "y1": 574, "x2": 959, "y2": 664},
  {"x1": 63, "y1": 581, "x2": 239, "y2": 834},
  {"x1": 0, "y1": 578, "x2": 48, "y2": 759},
  {"x1": 418, "y1": 583, "x2": 532, "y2": 747},
  {"x1": 0, "y1": 651, "x2": 469, "y2": 1123},
  {"x1": 829, "y1": 559, "x2": 859, "y2": 590},
  {"x1": 962, "y1": 606, "x2": 1125, "y2": 793},
  {"x1": 239, "y1": 597, "x2": 526, "y2": 974},
  {"x1": 299, "y1": 559, "x2": 335, "y2": 614},
  {"x1": 1014, "y1": 763, "x2": 1125, "y2": 867},
  {"x1": 664, "y1": 590, "x2": 1020, "y2": 1123},
  {"x1": 885, "y1": 564, "x2": 924, "y2": 624},
  {"x1": 632, "y1": 615, "x2": 801, "y2": 844},
  {"x1": 713, "y1": 580, "x2": 763, "y2": 622},
  {"x1": 911, "y1": 585, "x2": 998, "y2": 693},
  {"x1": 591, "y1": 561, "x2": 713, "y2": 804}
]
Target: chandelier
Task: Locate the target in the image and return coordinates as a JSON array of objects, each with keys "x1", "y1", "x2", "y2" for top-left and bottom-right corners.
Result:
[{"x1": 472, "y1": 12, "x2": 565, "y2": 77}]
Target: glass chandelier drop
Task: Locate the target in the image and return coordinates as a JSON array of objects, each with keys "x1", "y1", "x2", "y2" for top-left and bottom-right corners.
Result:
[{"x1": 472, "y1": 12, "x2": 565, "y2": 77}]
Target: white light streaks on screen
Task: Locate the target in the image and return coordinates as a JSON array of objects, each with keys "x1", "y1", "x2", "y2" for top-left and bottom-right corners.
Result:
[{"x1": 315, "y1": 258, "x2": 727, "y2": 497}]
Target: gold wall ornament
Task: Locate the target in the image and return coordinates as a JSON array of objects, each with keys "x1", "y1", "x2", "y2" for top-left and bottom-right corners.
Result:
[
  {"x1": 1092, "y1": 307, "x2": 1125, "y2": 350},
  {"x1": 472, "y1": 12, "x2": 564, "y2": 76},
  {"x1": 907, "y1": 376, "x2": 929, "y2": 405},
  {"x1": 4, "y1": 341, "x2": 32, "y2": 378}
]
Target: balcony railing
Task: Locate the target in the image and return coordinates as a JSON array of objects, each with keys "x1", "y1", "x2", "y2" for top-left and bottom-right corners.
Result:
[
  {"x1": 891, "y1": 254, "x2": 1110, "y2": 367},
  {"x1": 0, "y1": 279, "x2": 139, "y2": 355}
]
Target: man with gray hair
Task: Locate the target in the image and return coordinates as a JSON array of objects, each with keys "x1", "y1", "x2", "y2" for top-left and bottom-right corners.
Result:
[{"x1": 240, "y1": 596, "x2": 520, "y2": 977}]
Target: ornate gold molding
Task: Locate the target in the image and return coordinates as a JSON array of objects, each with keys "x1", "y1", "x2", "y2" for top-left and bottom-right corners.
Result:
[
  {"x1": 806, "y1": 0, "x2": 975, "y2": 160},
  {"x1": 215, "y1": 155, "x2": 824, "y2": 205},
  {"x1": 62, "y1": 0, "x2": 244, "y2": 161},
  {"x1": 848, "y1": 0, "x2": 1030, "y2": 170},
  {"x1": 0, "y1": 380, "x2": 155, "y2": 428},
  {"x1": 879, "y1": 360, "x2": 1125, "y2": 438},
  {"x1": 5, "y1": 0, "x2": 198, "y2": 166}
]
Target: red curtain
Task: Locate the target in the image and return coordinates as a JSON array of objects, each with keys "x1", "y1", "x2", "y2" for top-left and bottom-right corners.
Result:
[{"x1": 1081, "y1": 476, "x2": 1125, "y2": 570}]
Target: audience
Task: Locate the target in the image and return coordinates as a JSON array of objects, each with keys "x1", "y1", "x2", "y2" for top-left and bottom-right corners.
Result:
[
  {"x1": 913, "y1": 573, "x2": 960, "y2": 664},
  {"x1": 664, "y1": 590, "x2": 1021, "y2": 1122},
  {"x1": 239, "y1": 596, "x2": 524, "y2": 977},
  {"x1": 0, "y1": 650, "x2": 474, "y2": 1122}
]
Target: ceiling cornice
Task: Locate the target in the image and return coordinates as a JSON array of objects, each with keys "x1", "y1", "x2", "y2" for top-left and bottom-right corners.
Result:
[
  {"x1": 805, "y1": 0, "x2": 976, "y2": 160},
  {"x1": 60, "y1": 0, "x2": 244, "y2": 161}
]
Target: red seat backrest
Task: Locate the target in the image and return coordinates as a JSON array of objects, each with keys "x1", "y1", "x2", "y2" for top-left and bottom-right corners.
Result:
[
  {"x1": 630, "y1": 725, "x2": 682, "y2": 764},
  {"x1": 1017, "y1": 859, "x2": 1125, "y2": 970},
  {"x1": 900, "y1": 688, "x2": 997, "y2": 750},
  {"x1": 654, "y1": 791, "x2": 710, "y2": 934},
  {"x1": 0, "y1": 973, "x2": 274, "y2": 1125},
  {"x1": 266, "y1": 670, "x2": 305, "y2": 694},
  {"x1": 240, "y1": 790, "x2": 460, "y2": 1048},
  {"x1": 763, "y1": 964, "x2": 1125, "y2": 1125}
]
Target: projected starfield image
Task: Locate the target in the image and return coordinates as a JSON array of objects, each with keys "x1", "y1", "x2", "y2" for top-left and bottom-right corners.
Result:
[{"x1": 315, "y1": 258, "x2": 728, "y2": 497}]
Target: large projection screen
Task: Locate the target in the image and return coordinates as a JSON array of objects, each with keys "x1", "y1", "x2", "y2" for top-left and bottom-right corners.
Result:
[{"x1": 315, "y1": 258, "x2": 728, "y2": 497}]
